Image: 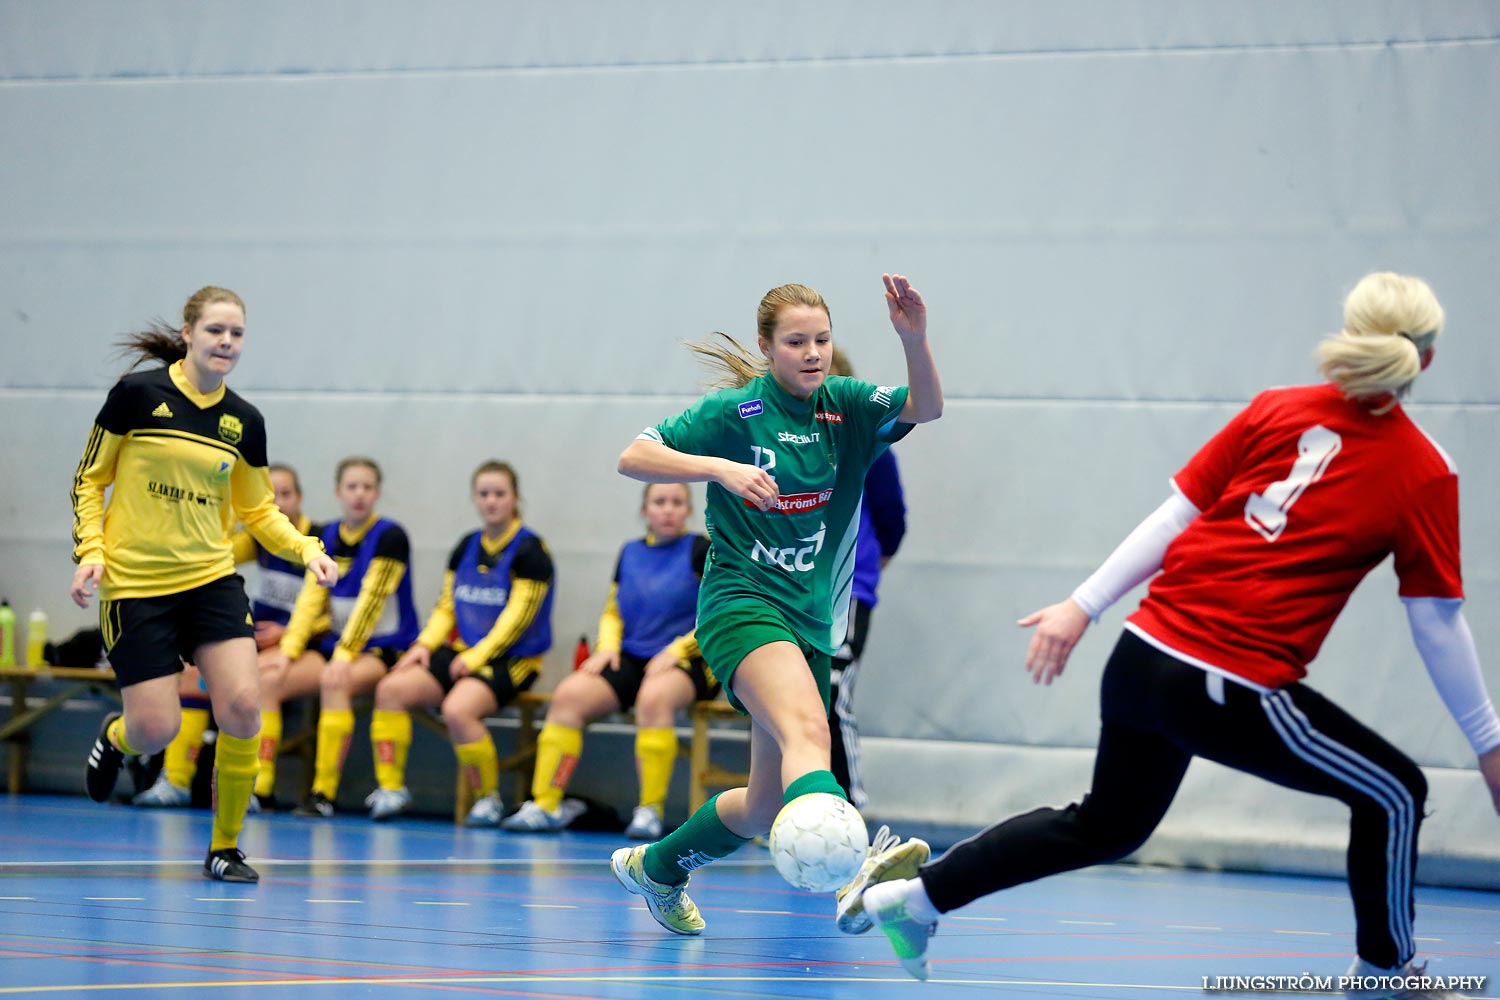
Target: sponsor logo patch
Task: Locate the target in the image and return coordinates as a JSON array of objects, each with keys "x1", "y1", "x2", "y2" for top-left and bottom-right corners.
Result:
[
  {"x1": 737, "y1": 399, "x2": 764, "y2": 419},
  {"x1": 743, "y1": 488, "x2": 833, "y2": 514},
  {"x1": 814, "y1": 410, "x2": 842, "y2": 423},
  {"x1": 777, "y1": 431, "x2": 820, "y2": 445},
  {"x1": 868, "y1": 386, "x2": 896, "y2": 407}
]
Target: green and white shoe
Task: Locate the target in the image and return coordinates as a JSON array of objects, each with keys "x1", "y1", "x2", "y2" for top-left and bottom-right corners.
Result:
[
  {"x1": 866, "y1": 880, "x2": 937, "y2": 981},
  {"x1": 610, "y1": 845, "x2": 705, "y2": 935},
  {"x1": 835, "y1": 825, "x2": 931, "y2": 935}
]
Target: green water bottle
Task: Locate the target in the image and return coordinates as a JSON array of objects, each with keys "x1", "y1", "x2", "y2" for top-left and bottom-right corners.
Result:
[
  {"x1": 27, "y1": 608, "x2": 48, "y2": 669},
  {"x1": 0, "y1": 599, "x2": 15, "y2": 667}
]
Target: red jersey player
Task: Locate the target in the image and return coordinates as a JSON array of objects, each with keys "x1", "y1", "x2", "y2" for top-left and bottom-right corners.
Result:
[{"x1": 846, "y1": 272, "x2": 1500, "y2": 997}]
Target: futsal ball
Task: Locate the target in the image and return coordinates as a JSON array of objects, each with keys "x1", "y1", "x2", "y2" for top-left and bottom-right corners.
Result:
[{"x1": 768, "y1": 792, "x2": 869, "y2": 892}]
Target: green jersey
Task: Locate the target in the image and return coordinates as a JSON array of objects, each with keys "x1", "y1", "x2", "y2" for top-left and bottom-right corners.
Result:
[{"x1": 640, "y1": 373, "x2": 912, "y2": 653}]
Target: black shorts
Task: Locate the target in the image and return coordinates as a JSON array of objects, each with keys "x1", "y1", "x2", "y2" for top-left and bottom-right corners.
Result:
[
  {"x1": 429, "y1": 645, "x2": 539, "y2": 706},
  {"x1": 100, "y1": 574, "x2": 255, "y2": 688},
  {"x1": 600, "y1": 650, "x2": 721, "y2": 711},
  {"x1": 310, "y1": 633, "x2": 402, "y2": 667}
]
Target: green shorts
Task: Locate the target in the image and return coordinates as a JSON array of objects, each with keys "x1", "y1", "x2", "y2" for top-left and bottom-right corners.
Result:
[{"x1": 695, "y1": 598, "x2": 832, "y2": 716}]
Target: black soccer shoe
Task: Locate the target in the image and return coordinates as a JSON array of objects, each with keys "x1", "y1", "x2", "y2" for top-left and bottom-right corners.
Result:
[
  {"x1": 204, "y1": 847, "x2": 260, "y2": 882},
  {"x1": 292, "y1": 791, "x2": 335, "y2": 818},
  {"x1": 85, "y1": 712, "x2": 126, "y2": 803}
]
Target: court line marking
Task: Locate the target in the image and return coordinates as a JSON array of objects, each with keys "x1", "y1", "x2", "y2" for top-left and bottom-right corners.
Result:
[
  {"x1": 412, "y1": 901, "x2": 469, "y2": 906},
  {"x1": 0, "y1": 897, "x2": 34, "y2": 901},
  {"x1": 950, "y1": 915, "x2": 1007, "y2": 922},
  {"x1": 734, "y1": 909, "x2": 796, "y2": 916},
  {"x1": 1058, "y1": 920, "x2": 1115, "y2": 926},
  {"x1": 193, "y1": 898, "x2": 254, "y2": 903}
]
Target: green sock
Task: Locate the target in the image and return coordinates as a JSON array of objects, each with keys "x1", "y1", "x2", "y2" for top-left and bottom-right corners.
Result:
[
  {"x1": 643, "y1": 793, "x2": 749, "y2": 886},
  {"x1": 783, "y1": 769, "x2": 846, "y2": 804}
]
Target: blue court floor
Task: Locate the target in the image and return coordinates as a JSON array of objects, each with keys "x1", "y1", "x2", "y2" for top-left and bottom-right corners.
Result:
[{"x1": 0, "y1": 795, "x2": 1494, "y2": 998}]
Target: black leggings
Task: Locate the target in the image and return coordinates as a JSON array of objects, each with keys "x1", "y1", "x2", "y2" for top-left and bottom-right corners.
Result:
[{"x1": 920, "y1": 630, "x2": 1427, "y2": 969}]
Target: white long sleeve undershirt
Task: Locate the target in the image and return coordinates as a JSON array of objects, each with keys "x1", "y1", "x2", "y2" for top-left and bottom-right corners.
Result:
[
  {"x1": 1070, "y1": 491, "x2": 1200, "y2": 621},
  {"x1": 1405, "y1": 597, "x2": 1500, "y2": 756}
]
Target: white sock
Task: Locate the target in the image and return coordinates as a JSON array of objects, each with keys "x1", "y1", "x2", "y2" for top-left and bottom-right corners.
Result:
[
  {"x1": 866, "y1": 878, "x2": 940, "y2": 924},
  {"x1": 1344, "y1": 955, "x2": 1414, "y2": 977}
]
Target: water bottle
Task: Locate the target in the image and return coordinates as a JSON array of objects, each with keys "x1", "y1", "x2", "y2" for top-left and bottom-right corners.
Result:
[
  {"x1": 0, "y1": 600, "x2": 14, "y2": 667},
  {"x1": 27, "y1": 608, "x2": 48, "y2": 669}
]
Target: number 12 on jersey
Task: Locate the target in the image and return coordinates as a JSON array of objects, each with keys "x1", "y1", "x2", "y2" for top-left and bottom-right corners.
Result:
[{"x1": 1244, "y1": 425, "x2": 1342, "y2": 542}]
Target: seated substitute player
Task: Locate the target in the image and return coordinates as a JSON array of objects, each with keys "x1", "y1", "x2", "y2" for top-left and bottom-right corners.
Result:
[
  {"x1": 366, "y1": 461, "x2": 555, "y2": 825},
  {"x1": 854, "y1": 272, "x2": 1500, "y2": 992},
  {"x1": 260, "y1": 456, "x2": 419, "y2": 817},
  {"x1": 133, "y1": 462, "x2": 319, "y2": 809},
  {"x1": 503, "y1": 482, "x2": 715, "y2": 837},
  {"x1": 72, "y1": 285, "x2": 336, "y2": 883}
]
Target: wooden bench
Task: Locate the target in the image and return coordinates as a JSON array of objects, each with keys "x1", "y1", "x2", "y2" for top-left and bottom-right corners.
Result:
[{"x1": 0, "y1": 666, "x2": 123, "y2": 794}]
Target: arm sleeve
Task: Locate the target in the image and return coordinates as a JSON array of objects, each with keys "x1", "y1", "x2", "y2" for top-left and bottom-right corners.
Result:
[
  {"x1": 644, "y1": 393, "x2": 721, "y2": 455},
  {"x1": 1170, "y1": 396, "x2": 1259, "y2": 512},
  {"x1": 278, "y1": 571, "x2": 331, "y2": 660},
  {"x1": 595, "y1": 583, "x2": 624, "y2": 652},
  {"x1": 1071, "y1": 492, "x2": 1201, "y2": 621},
  {"x1": 1404, "y1": 597, "x2": 1500, "y2": 755},
  {"x1": 70, "y1": 426, "x2": 124, "y2": 566},
  {"x1": 332, "y1": 548, "x2": 407, "y2": 662},
  {"x1": 1393, "y1": 474, "x2": 1464, "y2": 599},
  {"x1": 230, "y1": 527, "x2": 257, "y2": 565},
  {"x1": 415, "y1": 570, "x2": 458, "y2": 650},
  {"x1": 863, "y1": 450, "x2": 907, "y2": 557},
  {"x1": 231, "y1": 463, "x2": 326, "y2": 566},
  {"x1": 665, "y1": 628, "x2": 701, "y2": 665}
]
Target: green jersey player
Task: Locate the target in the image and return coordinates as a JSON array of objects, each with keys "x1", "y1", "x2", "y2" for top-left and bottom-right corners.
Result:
[{"x1": 609, "y1": 274, "x2": 944, "y2": 935}]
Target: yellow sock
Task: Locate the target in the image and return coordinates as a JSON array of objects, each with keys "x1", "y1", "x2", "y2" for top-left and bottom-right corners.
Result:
[
  {"x1": 210, "y1": 730, "x2": 260, "y2": 852},
  {"x1": 312, "y1": 709, "x2": 355, "y2": 800},
  {"x1": 108, "y1": 715, "x2": 139, "y2": 756},
  {"x1": 163, "y1": 707, "x2": 210, "y2": 788},
  {"x1": 254, "y1": 708, "x2": 282, "y2": 798},
  {"x1": 454, "y1": 737, "x2": 499, "y2": 799},
  {"x1": 532, "y1": 722, "x2": 582, "y2": 811},
  {"x1": 370, "y1": 709, "x2": 412, "y2": 791},
  {"x1": 636, "y1": 727, "x2": 679, "y2": 814}
]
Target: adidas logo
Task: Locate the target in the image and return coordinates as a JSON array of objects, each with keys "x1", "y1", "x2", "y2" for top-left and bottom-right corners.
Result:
[
  {"x1": 211, "y1": 856, "x2": 230, "y2": 877},
  {"x1": 152, "y1": 402, "x2": 173, "y2": 418}
]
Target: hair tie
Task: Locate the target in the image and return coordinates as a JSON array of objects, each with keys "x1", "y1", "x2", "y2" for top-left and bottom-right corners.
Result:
[{"x1": 1398, "y1": 330, "x2": 1436, "y2": 354}]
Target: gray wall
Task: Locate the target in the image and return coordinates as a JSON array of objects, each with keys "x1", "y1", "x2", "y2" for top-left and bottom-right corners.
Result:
[{"x1": 3, "y1": 2, "x2": 1497, "y2": 877}]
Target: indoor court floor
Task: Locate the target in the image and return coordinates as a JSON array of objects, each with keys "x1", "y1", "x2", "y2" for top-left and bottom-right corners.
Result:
[{"x1": 0, "y1": 794, "x2": 1494, "y2": 998}]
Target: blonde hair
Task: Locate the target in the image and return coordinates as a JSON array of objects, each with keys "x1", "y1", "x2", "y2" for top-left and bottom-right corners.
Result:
[
  {"x1": 829, "y1": 346, "x2": 854, "y2": 378},
  {"x1": 686, "y1": 283, "x2": 831, "y2": 389},
  {"x1": 1316, "y1": 272, "x2": 1443, "y2": 412}
]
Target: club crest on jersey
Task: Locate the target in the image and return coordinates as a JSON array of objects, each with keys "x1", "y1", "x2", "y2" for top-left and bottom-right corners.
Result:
[
  {"x1": 218, "y1": 414, "x2": 243, "y2": 445},
  {"x1": 738, "y1": 399, "x2": 764, "y2": 419},
  {"x1": 868, "y1": 386, "x2": 896, "y2": 407}
]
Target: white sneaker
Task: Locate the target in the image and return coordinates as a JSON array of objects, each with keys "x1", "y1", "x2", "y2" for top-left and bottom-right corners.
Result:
[
  {"x1": 464, "y1": 792, "x2": 504, "y2": 827},
  {"x1": 835, "y1": 825, "x2": 932, "y2": 934},
  {"x1": 132, "y1": 772, "x2": 192, "y2": 807},
  {"x1": 866, "y1": 880, "x2": 938, "y2": 981},
  {"x1": 610, "y1": 844, "x2": 704, "y2": 935},
  {"x1": 1343, "y1": 957, "x2": 1473, "y2": 999},
  {"x1": 365, "y1": 786, "x2": 413, "y2": 821},
  {"x1": 501, "y1": 798, "x2": 586, "y2": 832},
  {"x1": 624, "y1": 805, "x2": 664, "y2": 840}
]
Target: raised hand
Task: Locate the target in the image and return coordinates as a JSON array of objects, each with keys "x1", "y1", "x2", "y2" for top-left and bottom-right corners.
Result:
[{"x1": 884, "y1": 273, "x2": 927, "y2": 340}]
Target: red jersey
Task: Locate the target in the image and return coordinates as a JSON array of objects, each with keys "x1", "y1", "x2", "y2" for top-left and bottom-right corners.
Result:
[{"x1": 1127, "y1": 383, "x2": 1462, "y2": 688}]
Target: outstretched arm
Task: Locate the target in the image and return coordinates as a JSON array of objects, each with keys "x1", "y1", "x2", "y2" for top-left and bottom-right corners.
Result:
[
  {"x1": 1406, "y1": 597, "x2": 1500, "y2": 815},
  {"x1": 1018, "y1": 492, "x2": 1199, "y2": 685},
  {"x1": 885, "y1": 273, "x2": 943, "y2": 425}
]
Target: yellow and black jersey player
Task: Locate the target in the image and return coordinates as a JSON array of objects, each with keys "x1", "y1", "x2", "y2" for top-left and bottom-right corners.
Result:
[{"x1": 70, "y1": 285, "x2": 337, "y2": 883}]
